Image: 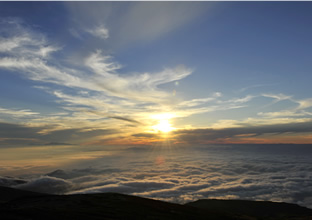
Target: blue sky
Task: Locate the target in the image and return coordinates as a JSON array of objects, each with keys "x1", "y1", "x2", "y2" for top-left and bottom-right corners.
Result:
[{"x1": 1, "y1": 1, "x2": 312, "y2": 154}]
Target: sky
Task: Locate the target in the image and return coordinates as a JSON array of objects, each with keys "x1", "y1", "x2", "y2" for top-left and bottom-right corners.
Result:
[{"x1": 1, "y1": 2, "x2": 312, "y2": 171}]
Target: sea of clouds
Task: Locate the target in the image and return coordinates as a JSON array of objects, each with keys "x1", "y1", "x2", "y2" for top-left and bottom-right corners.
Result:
[{"x1": 1, "y1": 144, "x2": 312, "y2": 209}]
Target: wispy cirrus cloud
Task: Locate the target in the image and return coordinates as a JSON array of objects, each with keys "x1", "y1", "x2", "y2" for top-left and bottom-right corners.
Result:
[
  {"x1": 174, "y1": 94, "x2": 255, "y2": 119},
  {"x1": 257, "y1": 93, "x2": 312, "y2": 120},
  {"x1": 0, "y1": 107, "x2": 39, "y2": 118},
  {"x1": 297, "y1": 98, "x2": 312, "y2": 110},
  {"x1": 0, "y1": 18, "x2": 193, "y2": 105},
  {"x1": 85, "y1": 50, "x2": 193, "y2": 102},
  {"x1": 0, "y1": 18, "x2": 195, "y2": 142},
  {"x1": 262, "y1": 93, "x2": 293, "y2": 102},
  {"x1": 258, "y1": 110, "x2": 312, "y2": 118},
  {"x1": 65, "y1": 2, "x2": 211, "y2": 47},
  {"x1": 1, "y1": 17, "x2": 312, "y2": 146},
  {"x1": 0, "y1": 18, "x2": 60, "y2": 58},
  {"x1": 86, "y1": 24, "x2": 109, "y2": 39}
]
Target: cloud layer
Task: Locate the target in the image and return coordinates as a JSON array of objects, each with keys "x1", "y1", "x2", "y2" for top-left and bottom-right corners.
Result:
[
  {"x1": 2, "y1": 145, "x2": 312, "y2": 209},
  {"x1": 172, "y1": 120, "x2": 312, "y2": 144}
]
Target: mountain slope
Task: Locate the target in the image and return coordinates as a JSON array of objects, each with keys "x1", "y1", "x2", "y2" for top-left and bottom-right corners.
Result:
[
  {"x1": 0, "y1": 186, "x2": 46, "y2": 203},
  {"x1": 1, "y1": 186, "x2": 312, "y2": 220},
  {"x1": 0, "y1": 191, "x2": 238, "y2": 220},
  {"x1": 187, "y1": 199, "x2": 312, "y2": 220}
]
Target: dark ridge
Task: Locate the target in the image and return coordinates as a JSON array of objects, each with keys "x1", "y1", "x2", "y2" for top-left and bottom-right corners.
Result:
[
  {"x1": 1, "y1": 186, "x2": 312, "y2": 220},
  {"x1": 186, "y1": 199, "x2": 312, "y2": 219},
  {"x1": 0, "y1": 186, "x2": 47, "y2": 203}
]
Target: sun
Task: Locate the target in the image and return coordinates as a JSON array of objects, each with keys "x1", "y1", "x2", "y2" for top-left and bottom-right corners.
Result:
[
  {"x1": 153, "y1": 119, "x2": 173, "y2": 133},
  {"x1": 151, "y1": 113, "x2": 175, "y2": 133}
]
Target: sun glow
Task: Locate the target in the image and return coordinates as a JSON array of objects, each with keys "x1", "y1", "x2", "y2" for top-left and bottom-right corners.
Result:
[
  {"x1": 153, "y1": 119, "x2": 173, "y2": 133},
  {"x1": 151, "y1": 113, "x2": 175, "y2": 133}
]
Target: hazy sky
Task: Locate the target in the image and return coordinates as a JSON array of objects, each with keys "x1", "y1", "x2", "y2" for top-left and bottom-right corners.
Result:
[{"x1": 1, "y1": 1, "x2": 312, "y2": 154}]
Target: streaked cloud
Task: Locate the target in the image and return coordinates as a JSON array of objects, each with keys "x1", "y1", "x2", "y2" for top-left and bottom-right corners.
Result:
[
  {"x1": 0, "y1": 18, "x2": 193, "y2": 138},
  {"x1": 297, "y1": 98, "x2": 312, "y2": 110},
  {"x1": 173, "y1": 120, "x2": 312, "y2": 144},
  {"x1": 85, "y1": 50, "x2": 193, "y2": 102},
  {"x1": 238, "y1": 83, "x2": 279, "y2": 93},
  {"x1": 0, "y1": 18, "x2": 60, "y2": 58},
  {"x1": 262, "y1": 93, "x2": 293, "y2": 102},
  {"x1": 1, "y1": 16, "x2": 312, "y2": 147},
  {"x1": 0, "y1": 18, "x2": 192, "y2": 106},
  {"x1": 258, "y1": 110, "x2": 312, "y2": 118},
  {"x1": 257, "y1": 94, "x2": 312, "y2": 120},
  {"x1": 65, "y1": 2, "x2": 211, "y2": 46},
  {"x1": 86, "y1": 24, "x2": 109, "y2": 39},
  {"x1": 0, "y1": 122, "x2": 117, "y2": 147},
  {"x1": 0, "y1": 107, "x2": 39, "y2": 118},
  {"x1": 174, "y1": 94, "x2": 255, "y2": 119}
]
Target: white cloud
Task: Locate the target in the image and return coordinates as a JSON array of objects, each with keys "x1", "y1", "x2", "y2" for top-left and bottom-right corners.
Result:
[
  {"x1": 85, "y1": 50, "x2": 193, "y2": 102},
  {"x1": 65, "y1": 2, "x2": 211, "y2": 46},
  {"x1": 297, "y1": 98, "x2": 312, "y2": 110},
  {"x1": 37, "y1": 45, "x2": 60, "y2": 58},
  {"x1": 174, "y1": 94, "x2": 255, "y2": 119},
  {"x1": 116, "y1": 2, "x2": 210, "y2": 45},
  {"x1": 14, "y1": 176, "x2": 73, "y2": 194},
  {"x1": 69, "y1": 28, "x2": 82, "y2": 39},
  {"x1": 258, "y1": 110, "x2": 312, "y2": 118},
  {"x1": 86, "y1": 25, "x2": 109, "y2": 39},
  {"x1": 85, "y1": 50, "x2": 121, "y2": 75},
  {"x1": 0, "y1": 107, "x2": 39, "y2": 118},
  {"x1": 0, "y1": 57, "x2": 81, "y2": 87},
  {"x1": 225, "y1": 95, "x2": 255, "y2": 104},
  {"x1": 0, "y1": 20, "x2": 193, "y2": 107},
  {"x1": 255, "y1": 94, "x2": 312, "y2": 120},
  {"x1": 0, "y1": 18, "x2": 59, "y2": 58},
  {"x1": 178, "y1": 98, "x2": 216, "y2": 108},
  {"x1": 238, "y1": 83, "x2": 279, "y2": 93},
  {"x1": 70, "y1": 181, "x2": 175, "y2": 195},
  {"x1": 213, "y1": 92, "x2": 222, "y2": 97},
  {"x1": 0, "y1": 35, "x2": 32, "y2": 52},
  {"x1": 262, "y1": 93, "x2": 293, "y2": 102}
]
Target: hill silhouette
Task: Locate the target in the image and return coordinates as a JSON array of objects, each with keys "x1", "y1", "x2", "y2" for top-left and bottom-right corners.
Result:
[{"x1": 1, "y1": 186, "x2": 312, "y2": 220}]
